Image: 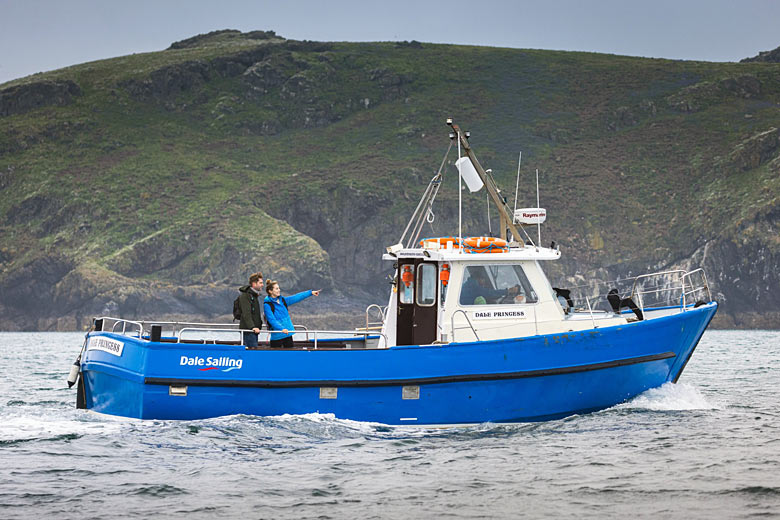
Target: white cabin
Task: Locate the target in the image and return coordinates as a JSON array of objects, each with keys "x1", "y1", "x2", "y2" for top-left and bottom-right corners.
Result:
[{"x1": 381, "y1": 244, "x2": 628, "y2": 346}]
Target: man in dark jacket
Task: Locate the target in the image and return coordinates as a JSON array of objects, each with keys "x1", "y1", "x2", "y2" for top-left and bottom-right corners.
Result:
[{"x1": 238, "y1": 272, "x2": 264, "y2": 347}]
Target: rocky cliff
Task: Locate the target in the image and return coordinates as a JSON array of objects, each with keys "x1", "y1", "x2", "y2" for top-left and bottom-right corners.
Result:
[{"x1": 1, "y1": 31, "x2": 779, "y2": 330}]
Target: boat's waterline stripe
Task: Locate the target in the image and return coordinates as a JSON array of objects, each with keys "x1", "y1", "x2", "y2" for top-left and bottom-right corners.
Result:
[{"x1": 144, "y1": 351, "x2": 676, "y2": 388}]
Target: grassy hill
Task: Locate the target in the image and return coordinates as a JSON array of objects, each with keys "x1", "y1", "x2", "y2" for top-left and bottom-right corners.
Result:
[{"x1": 1, "y1": 30, "x2": 779, "y2": 330}]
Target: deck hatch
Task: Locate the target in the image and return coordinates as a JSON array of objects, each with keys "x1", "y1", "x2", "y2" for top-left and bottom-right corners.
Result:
[
  {"x1": 169, "y1": 385, "x2": 187, "y2": 396},
  {"x1": 402, "y1": 386, "x2": 420, "y2": 399},
  {"x1": 319, "y1": 387, "x2": 338, "y2": 399}
]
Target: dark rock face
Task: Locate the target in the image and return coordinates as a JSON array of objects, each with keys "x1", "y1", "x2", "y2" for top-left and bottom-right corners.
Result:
[
  {"x1": 368, "y1": 67, "x2": 410, "y2": 101},
  {"x1": 168, "y1": 29, "x2": 279, "y2": 50},
  {"x1": 6, "y1": 194, "x2": 62, "y2": 225},
  {"x1": 211, "y1": 47, "x2": 273, "y2": 77},
  {"x1": 169, "y1": 29, "x2": 243, "y2": 49},
  {"x1": 120, "y1": 61, "x2": 211, "y2": 100},
  {"x1": 666, "y1": 74, "x2": 762, "y2": 113},
  {"x1": 243, "y1": 54, "x2": 298, "y2": 93},
  {"x1": 0, "y1": 80, "x2": 81, "y2": 117},
  {"x1": 0, "y1": 254, "x2": 240, "y2": 331},
  {"x1": 740, "y1": 45, "x2": 780, "y2": 63},
  {"x1": 118, "y1": 38, "x2": 399, "y2": 136},
  {"x1": 0, "y1": 255, "x2": 73, "y2": 321},
  {"x1": 716, "y1": 127, "x2": 779, "y2": 174},
  {"x1": 395, "y1": 40, "x2": 423, "y2": 49},
  {"x1": 106, "y1": 234, "x2": 199, "y2": 277},
  {"x1": 2, "y1": 195, "x2": 92, "y2": 238},
  {"x1": 607, "y1": 106, "x2": 638, "y2": 131},
  {"x1": 720, "y1": 74, "x2": 761, "y2": 97},
  {"x1": 264, "y1": 183, "x2": 396, "y2": 292},
  {"x1": 680, "y1": 202, "x2": 780, "y2": 326},
  {"x1": 0, "y1": 120, "x2": 91, "y2": 157}
]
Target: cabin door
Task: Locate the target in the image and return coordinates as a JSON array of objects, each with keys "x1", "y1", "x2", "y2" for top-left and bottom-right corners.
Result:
[{"x1": 396, "y1": 260, "x2": 438, "y2": 346}]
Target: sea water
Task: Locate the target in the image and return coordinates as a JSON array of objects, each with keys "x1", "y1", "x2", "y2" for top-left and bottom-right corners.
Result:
[{"x1": 0, "y1": 330, "x2": 778, "y2": 519}]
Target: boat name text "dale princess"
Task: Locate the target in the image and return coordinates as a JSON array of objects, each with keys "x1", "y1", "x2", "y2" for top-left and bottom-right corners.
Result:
[
  {"x1": 88, "y1": 337, "x2": 125, "y2": 356},
  {"x1": 472, "y1": 310, "x2": 527, "y2": 319},
  {"x1": 180, "y1": 356, "x2": 243, "y2": 369}
]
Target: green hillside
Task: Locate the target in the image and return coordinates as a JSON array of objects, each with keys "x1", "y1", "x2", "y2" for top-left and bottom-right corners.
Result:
[{"x1": 1, "y1": 30, "x2": 779, "y2": 330}]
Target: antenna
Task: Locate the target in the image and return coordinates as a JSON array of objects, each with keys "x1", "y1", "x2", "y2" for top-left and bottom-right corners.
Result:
[
  {"x1": 511, "y1": 152, "x2": 522, "y2": 243},
  {"x1": 513, "y1": 152, "x2": 522, "y2": 214},
  {"x1": 457, "y1": 130, "x2": 462, "y2": 253},
  {"x1": 486, "y1": 169, "x2": 492, "y2": 236},
  {"x1": 536, "y1": 168, "x2": 541, "y2": 248}
]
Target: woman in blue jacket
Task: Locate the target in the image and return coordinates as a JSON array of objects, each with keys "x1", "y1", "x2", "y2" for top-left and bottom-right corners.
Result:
[{"x1": 264, "y1": 279, "x2": 320, "y2": 348}]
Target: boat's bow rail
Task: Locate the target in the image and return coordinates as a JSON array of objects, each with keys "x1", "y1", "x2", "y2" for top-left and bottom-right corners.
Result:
[
  {"x1": 558, "y1": 268, "x2": 714, "y2": 319},
  {"x1": 631, "y1": 268, "x2": 712, "y2": 311}
]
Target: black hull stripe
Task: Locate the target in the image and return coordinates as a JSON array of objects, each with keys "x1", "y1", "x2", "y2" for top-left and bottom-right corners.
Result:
[{"x1": 144, "y1": 351, "x2": 676, "y2": 388}]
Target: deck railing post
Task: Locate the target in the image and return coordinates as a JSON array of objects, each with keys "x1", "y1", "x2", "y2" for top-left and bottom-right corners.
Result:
[
  {"x1": 585, "y1": 295, "x2": 596, "y2": 328},
  {"x1": 534, "y1": 306, "x2": 538, "y2": 336}
]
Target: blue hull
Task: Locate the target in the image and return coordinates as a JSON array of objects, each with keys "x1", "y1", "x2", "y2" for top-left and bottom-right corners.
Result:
[{"x1": 80, "y1": 303, "x2": 717, "y2": 424}]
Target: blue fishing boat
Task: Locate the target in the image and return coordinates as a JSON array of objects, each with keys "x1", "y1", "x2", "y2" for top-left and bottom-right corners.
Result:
[{"x1": 69, "y1": 119, "x2": 717, "y2": 424}]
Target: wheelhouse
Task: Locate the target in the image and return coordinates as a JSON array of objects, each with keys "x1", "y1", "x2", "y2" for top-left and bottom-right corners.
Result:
[{"x1": 382, "y1": 243, "x2": 631, "y2": 346}]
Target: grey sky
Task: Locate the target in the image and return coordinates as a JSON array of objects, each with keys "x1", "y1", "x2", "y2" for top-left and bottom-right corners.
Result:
[{"x1": 1, "y1": 0, "x2": 779, "y2": 85}]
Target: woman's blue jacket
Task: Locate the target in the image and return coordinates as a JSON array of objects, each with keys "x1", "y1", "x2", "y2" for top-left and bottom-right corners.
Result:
[{"x1": 263, "y1": 290, "x2": 313, "y2": 340}]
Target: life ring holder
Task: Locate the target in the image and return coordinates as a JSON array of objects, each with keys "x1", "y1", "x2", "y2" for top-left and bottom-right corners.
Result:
[
  {"x1": 419, "y1": 236, "x2": 508, "y2": 253},
  {"x1": 419, "y1": 237, "x2": 461, "y2": 249}
]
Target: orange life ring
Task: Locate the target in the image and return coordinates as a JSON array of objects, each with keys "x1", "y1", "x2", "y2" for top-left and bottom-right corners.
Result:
[
  {"x1": 463, "y1": 236, "x2": 507, "y2": 248},
  {"x1": 463, "y1": 236, "x2": 509, "y2": 253}
]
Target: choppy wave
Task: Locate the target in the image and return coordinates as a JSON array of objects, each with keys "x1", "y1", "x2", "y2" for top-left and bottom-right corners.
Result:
[
  {"x1": 0, "y1": 331, "x2": 778, "y2": 520},
  {"x1": 616, "y1": 382, "x2": 720, "y2": 411}
]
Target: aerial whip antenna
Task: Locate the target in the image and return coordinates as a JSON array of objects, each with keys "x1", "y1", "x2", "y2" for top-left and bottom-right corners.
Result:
[
  {"x1": 513, "y1": 152, "x2": 522, "y2": 214},
  {"x1": 536, "y1": 168, "x2": 541, "y2": 248}
]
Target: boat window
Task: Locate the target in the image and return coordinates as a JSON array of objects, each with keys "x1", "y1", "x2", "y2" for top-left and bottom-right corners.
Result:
[
  {"x1": 458, "y1": 264, "x2": 538, "y2": 306},
  {"x1": 416, "y1": 263, "x2": 436, "y2": 307},
  {"x1": 399, "y1": 264, "x2": 414, "y2": 304}
]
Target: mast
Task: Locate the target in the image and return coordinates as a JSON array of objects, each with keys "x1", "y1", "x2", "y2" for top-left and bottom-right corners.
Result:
[{"x1": 447, "y1": 119, "x2": 524, "y2": 244}]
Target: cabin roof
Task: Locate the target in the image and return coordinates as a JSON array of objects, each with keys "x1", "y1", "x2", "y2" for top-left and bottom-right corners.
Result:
[{"x1": 383, "y1": 246, "x2": 561, "y2": 262}]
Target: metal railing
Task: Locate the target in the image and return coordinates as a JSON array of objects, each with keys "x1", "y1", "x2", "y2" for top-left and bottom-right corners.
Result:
[
  {"x1": 630, "y1": 269, "x2": 712, "y2": 314},
  {"x1": 94, "y1": 317, "x2": 144, "y2": 338},
  {"x1": 363, "y1": 304, "x2": 387, "y2": 332},
  {"x1": 556, "y1": 268, "x2": 713, "y2": 318},
  {"x1": 681, "y1": 268, "x2": 713, "y2": 307},
  {"x1": 176, "y1": 327, "x2": 388, "y2": 349},
  {"x1": 92, "y1": 317, "x2": 388, "y2": 349},
  {"x1": 139, "y1": 320, "x2": 238, "y2": 330},
  {"x1": 450, "y1": 309, "x2": 480, "y2": 342}
]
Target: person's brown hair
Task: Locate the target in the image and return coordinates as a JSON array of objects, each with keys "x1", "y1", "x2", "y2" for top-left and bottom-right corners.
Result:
[
  {"x1": 249, "y1": 272, "x2": 263, "y2": 285},
  {"x1": 265, "y1": 279, "x2": 278, "y2": 294}
]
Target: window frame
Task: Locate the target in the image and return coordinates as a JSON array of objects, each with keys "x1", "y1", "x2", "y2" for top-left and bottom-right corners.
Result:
[
  {"x1": 415, "y1": 262, "x2": 437, "y2": 307},
  {"x1": 457, "y1": 263, "x2": 538, "y2": 307}
]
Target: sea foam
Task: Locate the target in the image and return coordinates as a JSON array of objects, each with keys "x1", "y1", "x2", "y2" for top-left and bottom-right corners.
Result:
[{"x1": 617, "y1": 382, "x2": 719, "y2": 411}]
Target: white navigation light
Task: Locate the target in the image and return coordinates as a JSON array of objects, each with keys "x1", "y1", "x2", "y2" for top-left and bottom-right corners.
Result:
[
  {"x1": 455, "y1": 157, "x2": 484, "y2": 192},
  {"x1": 514, "y1": 208, "x2": 547, "y2": 224}
]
